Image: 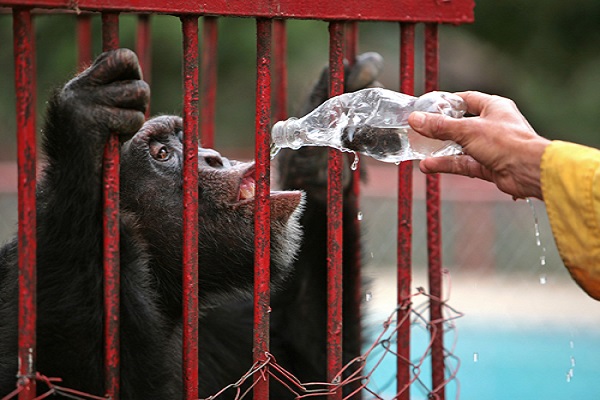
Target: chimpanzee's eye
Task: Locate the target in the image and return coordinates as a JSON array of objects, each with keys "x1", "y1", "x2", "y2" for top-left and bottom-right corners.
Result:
[
  {"x1": 150, "y1": 142, "x2": 171, "y2": 161},
  {"x1": 157, "y1": 147, "x2": 169, "y2": 160}
]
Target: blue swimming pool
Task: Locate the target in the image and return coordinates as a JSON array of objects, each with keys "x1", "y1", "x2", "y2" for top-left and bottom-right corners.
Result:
[{"x1": 365, "y1": 324, "x2": 600, "y2": 399}]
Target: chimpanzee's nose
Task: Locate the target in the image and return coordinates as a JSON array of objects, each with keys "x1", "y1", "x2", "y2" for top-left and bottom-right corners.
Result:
[{"x1": 198, "y1": 147, "x2": 231, "y2": 168}]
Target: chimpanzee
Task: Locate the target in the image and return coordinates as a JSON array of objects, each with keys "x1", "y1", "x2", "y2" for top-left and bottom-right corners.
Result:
[{"x1": 0, "y1": 48, "x2": 383, "y2": 399}]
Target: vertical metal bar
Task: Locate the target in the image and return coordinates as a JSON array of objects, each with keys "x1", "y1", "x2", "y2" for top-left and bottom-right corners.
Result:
[
  {"x1": 272, "y1": 19, "x2": 287, "y2": 122},
  {"x1": 13, "y1": 9, "x2": 37, "y2": 400},
  {"x1": 253, "y1": 18, "x2": 272, "y2": 400},
  {"x1": 136, "y1": 14, "x2": 152, "y2": 118},
  {"x1": 424, "y1": 23, "x2": 445, "y2": 400},
  {"x1": 343, "y1": 21, "x2": 363, "y2": 400},
  {"x1": 181, "y1": 15, "x2": 200, "y2": 400},
  {"x1": 397, "y1": 22, "x2": 415, "y2": 400},
  {"x1": 76, "y1": 13, "x2": 93, "y2": 71},
  {"x1": 201, "y1": 16, "x2": 218, "y2": 149},
  {"x1": 344, "y1": 21, "x2": 358, "y2": 62},
  {"x1": 101, "y1": 12, "x2": 120, "y2": 400},
  {"x1": 327, "y1": 21, "x2": 344, "y2": 400}
]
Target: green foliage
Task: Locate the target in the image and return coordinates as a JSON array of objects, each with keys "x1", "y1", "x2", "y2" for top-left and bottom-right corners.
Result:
[{"x1": 462, "y1": 0, "x2": 600, "y2": 146}]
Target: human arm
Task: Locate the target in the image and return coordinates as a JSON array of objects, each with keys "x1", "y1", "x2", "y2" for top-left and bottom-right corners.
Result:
[
  {"x1": 408, "y1": 91, "x2": 551, "y2": 200},
  {"x1": 408, "y1": 91, "x2": 600, "y2": 300}
]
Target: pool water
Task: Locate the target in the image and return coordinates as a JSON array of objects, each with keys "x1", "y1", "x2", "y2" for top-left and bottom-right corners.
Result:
[{"x1": 365, "y1": 325, "x2": 600, "y2": 399}]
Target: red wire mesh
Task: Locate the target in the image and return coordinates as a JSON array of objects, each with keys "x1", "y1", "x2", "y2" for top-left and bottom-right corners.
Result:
[{"x1": 194, "y1": 270, "x2": 463, "y2": 400}]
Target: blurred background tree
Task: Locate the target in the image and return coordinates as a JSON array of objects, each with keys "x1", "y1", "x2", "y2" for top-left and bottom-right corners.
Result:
[{"x1": 1, "y1": 0, "x2": 600, "y2": 163}]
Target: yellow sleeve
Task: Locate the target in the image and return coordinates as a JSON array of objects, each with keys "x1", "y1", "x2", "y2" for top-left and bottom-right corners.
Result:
[{"x1": 541, "y1": 140, "x2": 600, "y2": 300}]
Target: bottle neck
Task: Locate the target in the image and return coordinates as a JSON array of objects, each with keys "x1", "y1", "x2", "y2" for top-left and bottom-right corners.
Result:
[{"x1": 271, "y1": 117, "x2": 302, "y2": 149}]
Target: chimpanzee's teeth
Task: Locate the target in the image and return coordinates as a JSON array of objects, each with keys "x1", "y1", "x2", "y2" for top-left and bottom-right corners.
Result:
[{"x1": 239, "y1": 179, "x2": 255, "y2": 200}]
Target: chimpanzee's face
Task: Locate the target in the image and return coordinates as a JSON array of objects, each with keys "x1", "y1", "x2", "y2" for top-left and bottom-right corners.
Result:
[{"x1": 120, "y1": 115, "x2": 304, "y2": 303}]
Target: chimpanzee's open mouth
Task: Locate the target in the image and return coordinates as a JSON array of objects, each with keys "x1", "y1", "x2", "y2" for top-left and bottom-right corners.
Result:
[
  {"x1": 238, "y1": 167, "x2": 256, "y2": 201},
  {"x1": 233, "y1": 164, "x2": 303, "y2": 220}
]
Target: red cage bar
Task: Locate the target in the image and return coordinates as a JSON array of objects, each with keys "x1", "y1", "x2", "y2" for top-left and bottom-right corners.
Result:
[
  {"x1": 397, "y1": 22, "x2": 415, "y2": 399},
  {"x1": 2, "y1": 2, "x2": 474, "y2": 399},
  {"x1": 181, "y1": 15, "x2": 200, "y2": 399},
  {"x1": 425, "y1": 23, "x2": 446, "y2": 400},
  {"x1": 326, "y1": 21, "x2": 345, "y2": 399},
  {"x1": 253, "y1": 18, "x2": 273, "y2": 399},
  {"x1": 100, "y1": 12, "x2": 121, "y2": 400},
  {"x1": 13, "y1": 9, "x2": 37, "y2": 400},
  {"x1": 201, "y1": 16, "x2": 218, "y2": 149},
  {"x1": 76, "y1": 14, "x2": 92, "y2": 71}
]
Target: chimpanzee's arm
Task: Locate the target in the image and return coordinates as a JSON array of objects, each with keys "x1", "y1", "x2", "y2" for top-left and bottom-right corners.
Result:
[{"x1": 37, "y1": 49, "x2": 149, "y2": 244}]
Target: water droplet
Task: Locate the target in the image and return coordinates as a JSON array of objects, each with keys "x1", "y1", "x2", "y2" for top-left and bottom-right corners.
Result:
[
  {"x1": 351, "y1": 153, "x2": 359, "y2": 171},
  {"x1": 539, "y1": 274, "x2": 547, "y2": 285},
  {"x1": 566, "y1": 368, "x2": 574, "y2": 382},
  {"x1": 540, "y1": 254, "x2": 546, "y2": 266},
  {"x1": 571, "y1": 356, "x2": 576, "y2": 367},
  {"x1": 270, "y1": 143, "x2": 281, "y2": 160},
  {"x1": 394, "y1": 161, "x2": 401, "y2": 166},
  {"x1": 370, "y1": 252, "x2": 374, "y2": 259},
  {"x1": 357, "y1": 211, "x2": 363, "y2": 221},
  {"x1": 365, "y1": 292, "x2": 373, "y2": 302},
  {"x1": 473, "y1": 352, "x2": 479, "y2": 363},
  {"x1": 570, "y1": 340, "x2": 575, "y2": 349}
]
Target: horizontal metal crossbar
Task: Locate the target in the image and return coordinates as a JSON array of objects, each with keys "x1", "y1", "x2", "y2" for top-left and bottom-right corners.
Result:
[{"x1": 0, "y1": 0, "x2": 474, "y2": 23}]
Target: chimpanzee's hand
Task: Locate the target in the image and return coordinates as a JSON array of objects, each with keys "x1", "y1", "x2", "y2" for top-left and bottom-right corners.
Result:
[
  {"x1": 277, "y1": 52, "x2": 384, "y2": 200},
  {"x1": 57, "y1": 48, "x2": 150, "y2": 144},
  {"x1": 299, "y1": 52, "x2": 383, "y2": 116}
]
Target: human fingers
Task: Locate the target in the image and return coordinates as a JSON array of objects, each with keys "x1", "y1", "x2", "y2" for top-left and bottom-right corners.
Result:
[
  {"x1": 408, "y1": 111, "x2": 478, "y2": 144},
  {"x1": 419, "y1": 155, "x2": 493, "y2": 182}
]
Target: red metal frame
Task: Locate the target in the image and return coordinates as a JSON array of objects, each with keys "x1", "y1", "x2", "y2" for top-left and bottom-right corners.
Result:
[
  {"x1": 397, "y1": 22, "x2": 415, "y2": 400},
  {"x1": 100, "y1": 12, "x2": 121, "y2": 400},
  {"x1": 425, "y1": 23, "x2": 446, "y2": 400},
  {"x1": 181, "y1": 15, "x2": 200, "y2": 400},
  {"x1": 1, "y1": 0, "x2": 474, "y2": 22},
  {"x1": 326, "y1": 21, "x2": 345, "y2": 399},
  {"x1": 3, "y1": 2, "x2": 475, "y2": 399},
  {"x1": 253, "y1": 18, "x2": 273, "y2": 399},
  {"x1": 76, "y1": 14, "x2": 92, "y2": 70},
  {"x1": 13, "y1": 9, "x2": 37, "y2": 400},
  {"x1": 272, "y1": 19, "x2": 288, "y2": 123},
  {"x1": 201, "y1": 16, "x2": 218, "y2": 149}
]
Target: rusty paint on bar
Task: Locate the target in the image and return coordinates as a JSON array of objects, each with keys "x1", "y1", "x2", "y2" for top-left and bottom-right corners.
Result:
[
  {"x1": 343, "y1": 21, "x2": 364, "y2": 400},
  {"x1": 201, "y1": 16, "x2": 218, "y2": 149},
  {"x1": 101, "y1": 12, "x2": 121, "y2": 400},
  {"x1": 424, "y1": 23, "x2": 445, "y2": 400},
  {"x1": 253, "y1": 18, "x2": 272, "y2": 400},
  {"x1": 14, "y1": 9, "x2": 37, "y2": 400},
  {"x1": 181, "y1": 15, "x2": 200, "y2": 400},
  {"x1": 0, "y1": 0, "x2": 475, "y2": 23},
  {"x1": 327, "y1": 21, "x2": 344, "y2": 400},
  {"x1": 76, "y1": 14, "x2": 92, "y2": 71},
  {"x1": 397, "y1": 22, "x2": 415, "y2": 400}
]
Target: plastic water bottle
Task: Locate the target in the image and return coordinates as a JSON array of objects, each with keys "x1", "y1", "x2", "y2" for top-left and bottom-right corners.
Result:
[{"x1": 271, "y1": 88, "x2": 467, "y2": 163}]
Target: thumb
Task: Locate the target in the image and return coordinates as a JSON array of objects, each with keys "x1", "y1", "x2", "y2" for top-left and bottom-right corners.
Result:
[{"x1": 408, "y1": 111, "x2": 465, "y2": 143}]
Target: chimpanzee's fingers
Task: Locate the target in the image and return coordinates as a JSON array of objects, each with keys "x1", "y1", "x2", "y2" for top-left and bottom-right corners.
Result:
[
  {"x1": 96, "y1": 105, "x2": 146, "y2": 139},
  {"x1": 346, "y1": 52, "x2": 384, "y2": 92},
  {"x1": 95, "y1": 80, "x2": 150, "y2": 114},
  {"x1": 76, "y1": 48, "x2": 143, "y2": 87}
]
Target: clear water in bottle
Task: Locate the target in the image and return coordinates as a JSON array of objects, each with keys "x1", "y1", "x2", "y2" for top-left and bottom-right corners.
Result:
[{"x1": 271, "y1": 88, "x2": 467, "y2": 163}]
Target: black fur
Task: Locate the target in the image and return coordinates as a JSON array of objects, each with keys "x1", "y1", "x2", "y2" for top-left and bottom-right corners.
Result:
[{"x1": 0, "y1": 48, "x2": 383, "y2": 399}]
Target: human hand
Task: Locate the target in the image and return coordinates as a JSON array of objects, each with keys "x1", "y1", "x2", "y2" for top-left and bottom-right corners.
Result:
[{"x1": 408, "y1": 91, "x2": 551, "y2": 200}]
